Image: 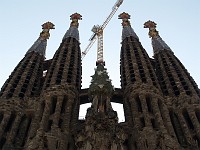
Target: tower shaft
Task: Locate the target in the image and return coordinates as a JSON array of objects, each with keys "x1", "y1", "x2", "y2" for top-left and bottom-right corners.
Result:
[
  {"x1": 26, "y1": 13, "x2": 82, "y2": 150},
  {"x1": 0, "y1": 22, "x2": 54, "y2": 149},
  {"x1": 119, "y1": 13, "x2": 180, "y2": 149},
  {"x1": 145, "y1": 20, "x2": 200, "y2": 148}
]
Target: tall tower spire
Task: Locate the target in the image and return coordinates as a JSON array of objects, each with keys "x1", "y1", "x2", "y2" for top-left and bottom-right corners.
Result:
[
  {"x1": 26, "y1": 13, "x2": 82, "y2": 150},
  {"x1": 62, "y1": 13, "x2": 82, "y2": 41},
  {"x1": 144, "y1": 21, "x2": 172, "y2": 55},
  {"x1": 88, "y1": 64, "x2": 114, "y2": 113},
  {"x1": 119, "y1": 12, "x2": 139, "y2": 40},
  {"x1": 119, "y1": 12, "x2": 160, "y2": 90},
  {"x1": 43, "y1": 13, "x2": 82, "y2": 89},
  {"x1": 144, "y1": 20, "x2": 200, "y2": 100},
  {"x1": 75, "y1": 51, "x2": 127, "y2": 150},
  {"x1": 0, "y1": 22, "x2": 54, "y2": 99},
  {"x1": 145, "y1": 21, "x2": 200, "y2": 148},
  {"x1": 119, "y1": 13, "x2": 180, "y2": 149},
  {"x1": 26, "y1": 22, "x2": 55, "y2": 56},
  {"x1": 0, "y1": 22, "x2": 54, "y2": 149}
]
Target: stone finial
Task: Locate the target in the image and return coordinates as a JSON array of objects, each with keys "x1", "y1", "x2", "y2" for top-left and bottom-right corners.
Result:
[
  {"x1": 26, "y1": 22, "x2": 54, "y2": 56},
  {"x1": 144, "y1": 20, "x2": 172, "y2": 54},
  {"x1": 42, "y1": 22, "x2": 55, "y2": 30},
  {"x1": 118, "y1": 12, "x2": 131, "y2": 27},
  {"x1": 70, "y1": 13, "x2": 82, "y2": 28},
  {"x1": 40, "y1": 22, "x2": 55, "y2": 40},
  {"x1": 118, "y1": 12, "x2": 139, "y2": 40},
  {"x1": 62, "y1": 13, "x2": 82, "y2": 41},
  {"x1": 144, "y1": 20, "x2": 159, "y2": 38}
]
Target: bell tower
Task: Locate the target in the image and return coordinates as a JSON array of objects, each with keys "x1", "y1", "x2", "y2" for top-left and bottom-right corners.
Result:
[
  {"x1": 0, "y1": 22, "x2": 54, "y2": 99},
  {"x1": 119, "y1": 12, "x2": 180, "y2": 149},
  {"x1": 145, "y1": 20, "x2": 200, "y2": 148},
  {"x1": 26, "y1": 13, "x2": 82, "y2": 150},
  {"x1": 0, "y1": 22, "x2": 54, "y2": 149}
]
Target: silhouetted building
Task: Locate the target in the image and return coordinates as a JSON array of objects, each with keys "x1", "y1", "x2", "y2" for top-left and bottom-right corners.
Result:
[{"x1": 0, "y1": 12, "x2": 200, "y2": 150}]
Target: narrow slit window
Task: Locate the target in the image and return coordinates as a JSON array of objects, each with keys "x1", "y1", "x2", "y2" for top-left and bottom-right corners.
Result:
[
  {"x1": 135, "y1": 96, "x2": 142, "y2": 112},
  {"x1": 146, "y1": 96, "x2": 153, "y2": 113},
  {"x1": 140, "y1": 117, "x2": 145, "y2": 129},
  {"x1": 183, "y1": 109, "x2": 194, "y2": 130},
  {"x1": 50, "y1": 96, "x2": 57, "y2": 115}
]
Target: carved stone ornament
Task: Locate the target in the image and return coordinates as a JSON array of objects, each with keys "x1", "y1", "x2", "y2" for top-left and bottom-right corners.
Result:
[
  {"x1": 144, "y1": 20, "x2": 159, "y2": 38},
  {"x1": 75, "y1": 110, "x2": 127, "y2": 150},
  {"x1": 40, "y1": 22, "x2": 55, "y2": 40},
  {"x1": 118, "y1": 12, "x2": 131, "y2": 27},
  {"x1": 70, "y1": 13, "x2": 82, "y2": 28}
]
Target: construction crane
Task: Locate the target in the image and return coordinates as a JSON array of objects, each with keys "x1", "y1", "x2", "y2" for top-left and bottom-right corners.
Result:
[{"x1": 81, "y1": 0, "x2": 123, "y2": 65}]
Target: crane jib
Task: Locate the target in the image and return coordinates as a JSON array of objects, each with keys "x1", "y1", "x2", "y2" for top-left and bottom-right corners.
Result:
[
  {"x1": 90, "y1": 33, "x2": 97, "y2": 41},
  {"x1": 81, "y1": 0, "x2": 123, "y2": 60}
]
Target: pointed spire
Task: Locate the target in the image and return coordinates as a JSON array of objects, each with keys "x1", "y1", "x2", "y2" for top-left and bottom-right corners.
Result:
[
  {"x1": 26, "y1": 22, "x2": 55, "y2": 56},
  {"x1": 144, "y1": 20, "x2": 172, "y2": 54},
  {"x1": 118, "y1": 12, "x2": 139, "y2": 40},
  {"x1": 63, "y1": 13, "x2": 82, "y2": 41},
  {"x1": 89, "y1": 64, "x2": 114, "y2": 97},
  {"x1": 88, "y1": 64, "x2": 114, "y2": 113}
]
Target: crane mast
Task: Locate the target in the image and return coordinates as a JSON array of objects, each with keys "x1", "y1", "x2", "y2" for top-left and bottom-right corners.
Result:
[{"x1": 81, "y1": 0, "x2": 123, "y2": 66}]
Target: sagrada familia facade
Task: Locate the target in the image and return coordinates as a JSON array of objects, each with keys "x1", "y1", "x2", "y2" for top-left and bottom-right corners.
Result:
[{"x1": 0, "y1": 12, "x2": 200, "y2": 150}]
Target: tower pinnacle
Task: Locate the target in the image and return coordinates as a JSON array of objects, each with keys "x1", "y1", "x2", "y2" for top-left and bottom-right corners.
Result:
[
  {"x1": 70, "y1": 13, "x2": 82, "y2": 28},
  {"x1": 118, "y1": 12, "x2": 138, "y2": 40},
  {"x1": 144, "y1": 20, "x2": 172, "y2": 54},
  {"x1": 40, "y1": 22, "x2": 55, "y2": 40},
  {"x1": 88, "y1": 64, "x2": 114, "y2": 113},
  {"x1": 26, "y1": 22, "x2": 55, "y2": 56},
  {"x1": 143, "y1": 20, "x2": 159, "y2": 38},
  {"x1": 63, "y1": 13, "x2": 82, "y2": 41},
  {"x1": 118, "y1": 12, "x2": 131, "y2": 27}
]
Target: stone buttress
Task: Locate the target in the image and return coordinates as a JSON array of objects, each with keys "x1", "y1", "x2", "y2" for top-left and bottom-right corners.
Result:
[
  {"x1": 0, "y1": 22, "x2": 54, "y2": 149},
  {"x1": 119, "y1": 12, "x2": 180, "y2": 149},
  {"x1": 145, "y1": 20, "x2": 200, "y2": 149},
  {"x1": 26, "y1": 13, "x2": 82, "y2": 150}
]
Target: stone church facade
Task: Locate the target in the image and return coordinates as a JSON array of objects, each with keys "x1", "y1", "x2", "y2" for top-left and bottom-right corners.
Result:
[{"x1": 0, "y1": 12, "x2": 200, "y2": 150}]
